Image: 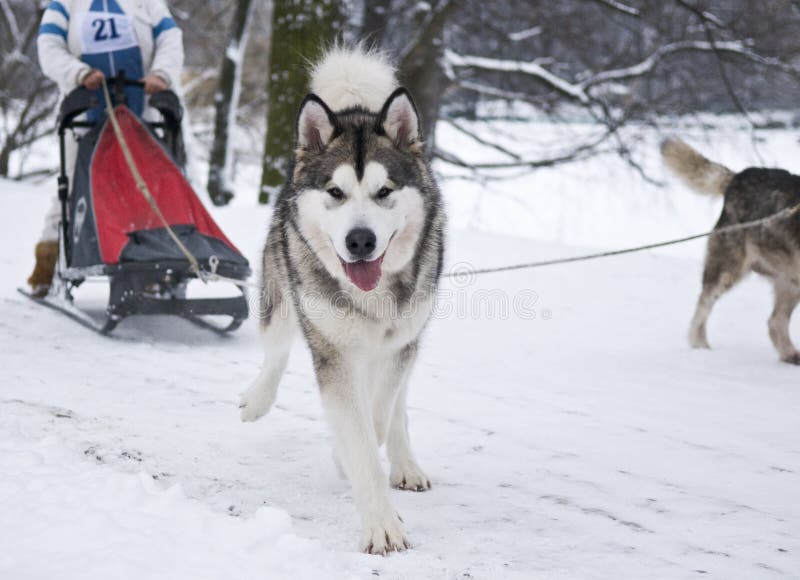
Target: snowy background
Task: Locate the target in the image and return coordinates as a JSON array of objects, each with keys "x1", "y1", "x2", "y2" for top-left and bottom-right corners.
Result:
[{"x1": 1, "y1": 116, "x2": 799, "y2": 579}]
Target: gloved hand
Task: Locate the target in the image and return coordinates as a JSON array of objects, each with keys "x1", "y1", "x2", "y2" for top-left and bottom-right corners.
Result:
[
  {"x1": 142, "y1": 74, "x2": 168, "y2": 95},
  {"x1": 82, "y1": 69, "x2": 105, "y2": 90}
]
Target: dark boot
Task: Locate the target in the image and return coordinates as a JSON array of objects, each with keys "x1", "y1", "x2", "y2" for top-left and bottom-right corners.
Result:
[{"x1": 27, "y1": 241, "x2": 58, "y2": 298}]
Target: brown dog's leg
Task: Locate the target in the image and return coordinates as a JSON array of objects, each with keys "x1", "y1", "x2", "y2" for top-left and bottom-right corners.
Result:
[
  {"x1": 768, "y1": 280, "x2": 800, "y2": 364},
  {"x1": 689, "y1": 233, "x2": 748, "y2": 349}
]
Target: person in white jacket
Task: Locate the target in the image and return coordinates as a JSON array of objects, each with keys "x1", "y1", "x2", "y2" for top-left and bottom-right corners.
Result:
[{"x1": 27, "y1": 0, "x2": 184, "y2": 297}]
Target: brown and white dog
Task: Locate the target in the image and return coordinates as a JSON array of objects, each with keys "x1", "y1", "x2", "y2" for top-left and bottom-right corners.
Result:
[{"x1": 662, "y1": 139, "x2": 800, "y2": 364}]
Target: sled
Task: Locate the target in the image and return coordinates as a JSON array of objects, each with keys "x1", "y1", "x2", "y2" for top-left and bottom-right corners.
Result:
[{"x1": 23, "y1": 75, "x2": 250, "y2": 335}]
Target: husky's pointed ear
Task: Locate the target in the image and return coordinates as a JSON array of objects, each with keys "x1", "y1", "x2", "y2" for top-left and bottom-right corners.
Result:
[
  {"x1": 296, "y1": 94, "x2": 337, "y2": 154},
  {"x1": 377, "y1": 88, "x2": 421, "y2": 150}
]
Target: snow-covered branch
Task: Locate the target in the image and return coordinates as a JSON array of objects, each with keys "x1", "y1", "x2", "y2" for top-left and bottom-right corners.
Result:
[
  {"x1": 447, "y1": 38, "x2": 800, "y2": 109},
  {"x1": 674, "y1": 0, "x2": 726, "y2": 29},
  {"x1": 182, "y1": 69, "x2": 219, "y2": 98},
  {"x1": 445, "y1": 49, "x2": 591, "y2": 104},
  {"x1": 508, "y1": 26, "x2": 542, "y2": 42},
  {"x1": 589, "y1": 0, "x2": 640, "y2": 17},
  {"x1": 584, "y1": 40, "x2": 741, "y2": 87},
  {"x1": 585, "y1": 40, "x2": 800, "y2": 88}
]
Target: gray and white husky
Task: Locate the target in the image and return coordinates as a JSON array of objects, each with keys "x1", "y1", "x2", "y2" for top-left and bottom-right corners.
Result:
[{"x1": 240, "y1": 46, "x2": 445, "y2": 553}]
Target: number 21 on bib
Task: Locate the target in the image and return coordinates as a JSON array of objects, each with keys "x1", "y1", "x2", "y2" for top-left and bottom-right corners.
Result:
[{"x1": 80, "y1": 11, "x2": 139, "y2": 55}]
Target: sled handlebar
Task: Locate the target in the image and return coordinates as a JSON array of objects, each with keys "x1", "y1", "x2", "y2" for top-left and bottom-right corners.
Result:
[
  {"x1": 57, "y1": 78, "x2": 182, "y2": 132},
  {"x1": 119, "y1": 78, "x2": 146, "y2": 88}
]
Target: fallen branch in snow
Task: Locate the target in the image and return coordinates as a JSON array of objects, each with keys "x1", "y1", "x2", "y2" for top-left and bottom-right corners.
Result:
[{"x1": 12, "y1": 167, "x2": 59, "y2": 181}]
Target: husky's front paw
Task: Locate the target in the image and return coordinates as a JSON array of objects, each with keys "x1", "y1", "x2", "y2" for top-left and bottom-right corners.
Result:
[
  {"x1": 238, "y1": 385, "x2": 275, "y2": 422},
  {"x1": 360, "y1": 511, "x2": 410, "y2": 555},
  {"x1": 390, "y1": 462, "x2": 431, "y2": 492}
]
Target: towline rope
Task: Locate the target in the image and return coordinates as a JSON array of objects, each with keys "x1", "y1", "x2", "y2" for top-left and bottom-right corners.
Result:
[
  {"x1": 441, "y1": 202, "x2": 800, "y2": 279},
  {"x1": 102, "y1": 79, "x2": 800, "y2": 285}
]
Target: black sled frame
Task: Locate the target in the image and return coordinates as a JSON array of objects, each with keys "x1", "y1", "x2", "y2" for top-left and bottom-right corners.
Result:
[{"x1": 30, "y1": 75, "x2": 250, "y2": 336}]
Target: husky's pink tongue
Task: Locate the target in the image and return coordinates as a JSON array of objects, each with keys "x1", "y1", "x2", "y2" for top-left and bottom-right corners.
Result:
[{"x1": 345, "y1": 257, "x2": 383, "y2": 291}]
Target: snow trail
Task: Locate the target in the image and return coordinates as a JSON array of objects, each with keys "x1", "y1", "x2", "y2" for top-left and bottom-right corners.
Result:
[{"x1": 1, "y1": 163, "x2": 798, "y2": 579}]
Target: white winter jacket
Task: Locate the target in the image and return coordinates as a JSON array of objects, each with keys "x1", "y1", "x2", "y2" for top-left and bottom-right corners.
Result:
[{"x1": 37, "y1": 0, "x2": 183, "y2": 94}]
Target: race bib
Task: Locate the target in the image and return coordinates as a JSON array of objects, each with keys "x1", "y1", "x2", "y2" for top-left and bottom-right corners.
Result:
[{"x1": 80, "y1": 11, "x2": 139, "y2": 55}]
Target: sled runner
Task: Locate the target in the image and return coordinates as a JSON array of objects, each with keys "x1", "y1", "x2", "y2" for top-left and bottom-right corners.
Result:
[{"x1": 22, "y1": 76, "x2": 250, "y2": 335}]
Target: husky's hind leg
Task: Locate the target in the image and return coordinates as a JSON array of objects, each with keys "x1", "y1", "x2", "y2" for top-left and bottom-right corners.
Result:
[
  {"x1": 240, "y1": 292, "x2": 297, "y2": 422},
  {"x1": 768, "y1": 279, "x2": 800, "y2": 364},
  {"x1": 689, "y1": 233, "x2": 748, "y2": 349}
]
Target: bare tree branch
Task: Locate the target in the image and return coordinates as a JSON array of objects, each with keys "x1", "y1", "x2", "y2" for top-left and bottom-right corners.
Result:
[
  {"x1": 451, "y1": 79, "x2": 550, "y2": 107},
  {"x1": 447, "y1": 37, "x2": 800, "y2": 114},
  {"x1": 507, "y1": 26, "x2": 542, "y2": 42},
  {"x1": 673, "y1": 0, "x2": 765, "y2": 162},
  {"x1": 444, "y1": 119, "x2": 522, "y2": 161},
  {"x1": 583, "y1": 40, "x2": 798, "y2": 87},
  {"x1": 0, "y1": 0, "x2": 22, "y2": 44},
  {"x1": 446, "y1": 50, "x2": 592, "y2": 104},
  {"x1": 585, "y1": 0, "x2": 640, "y2": 17},
  {"x1": 674, "y1": 0, "x2": 726, "y2": 28},
  {"x1": 435, "y1": 127, "x2": 617, "y2": 170}
]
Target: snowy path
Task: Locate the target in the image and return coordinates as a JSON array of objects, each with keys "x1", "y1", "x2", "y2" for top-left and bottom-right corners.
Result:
[{"x1": 1, "y1": 180, "x2": 798, "y2": 579}]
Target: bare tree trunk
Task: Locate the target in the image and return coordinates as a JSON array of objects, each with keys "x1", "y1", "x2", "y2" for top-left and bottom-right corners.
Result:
[
  {"x1": 361, "y1": 0, "x2": 391, "y2": 48},
  {"x1": 258, "y1": 0, "x2": 344, "y2": 204},
  {"x1": 207, "y1": 0, "x2": 254, "y2": 206},
  {"x1": 398, "y1": 1, "x2": 458, "y2": 157}
]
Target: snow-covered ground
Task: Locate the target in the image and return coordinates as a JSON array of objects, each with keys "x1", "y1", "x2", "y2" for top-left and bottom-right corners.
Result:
[{"x1": 1, "y1": 120, "x2": 799, "y2": 579}]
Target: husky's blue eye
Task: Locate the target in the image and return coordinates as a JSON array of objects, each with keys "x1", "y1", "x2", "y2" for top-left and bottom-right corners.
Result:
[
  {"x1": 376, "y1": 187, "x2": 393, "y2": 199},
  {"x1": 327, "y1": 187, "x2": 345, "y2": 200}
]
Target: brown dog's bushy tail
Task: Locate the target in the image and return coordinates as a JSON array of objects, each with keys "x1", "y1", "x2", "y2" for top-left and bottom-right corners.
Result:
[{"x1": 661, "y1": 138, "x2": 734, "y2": 196}]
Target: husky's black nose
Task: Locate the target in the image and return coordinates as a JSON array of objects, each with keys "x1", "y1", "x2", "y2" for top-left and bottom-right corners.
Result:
[{"x1": 345, "y1": 227, "x2": 376, "y2": 259}]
